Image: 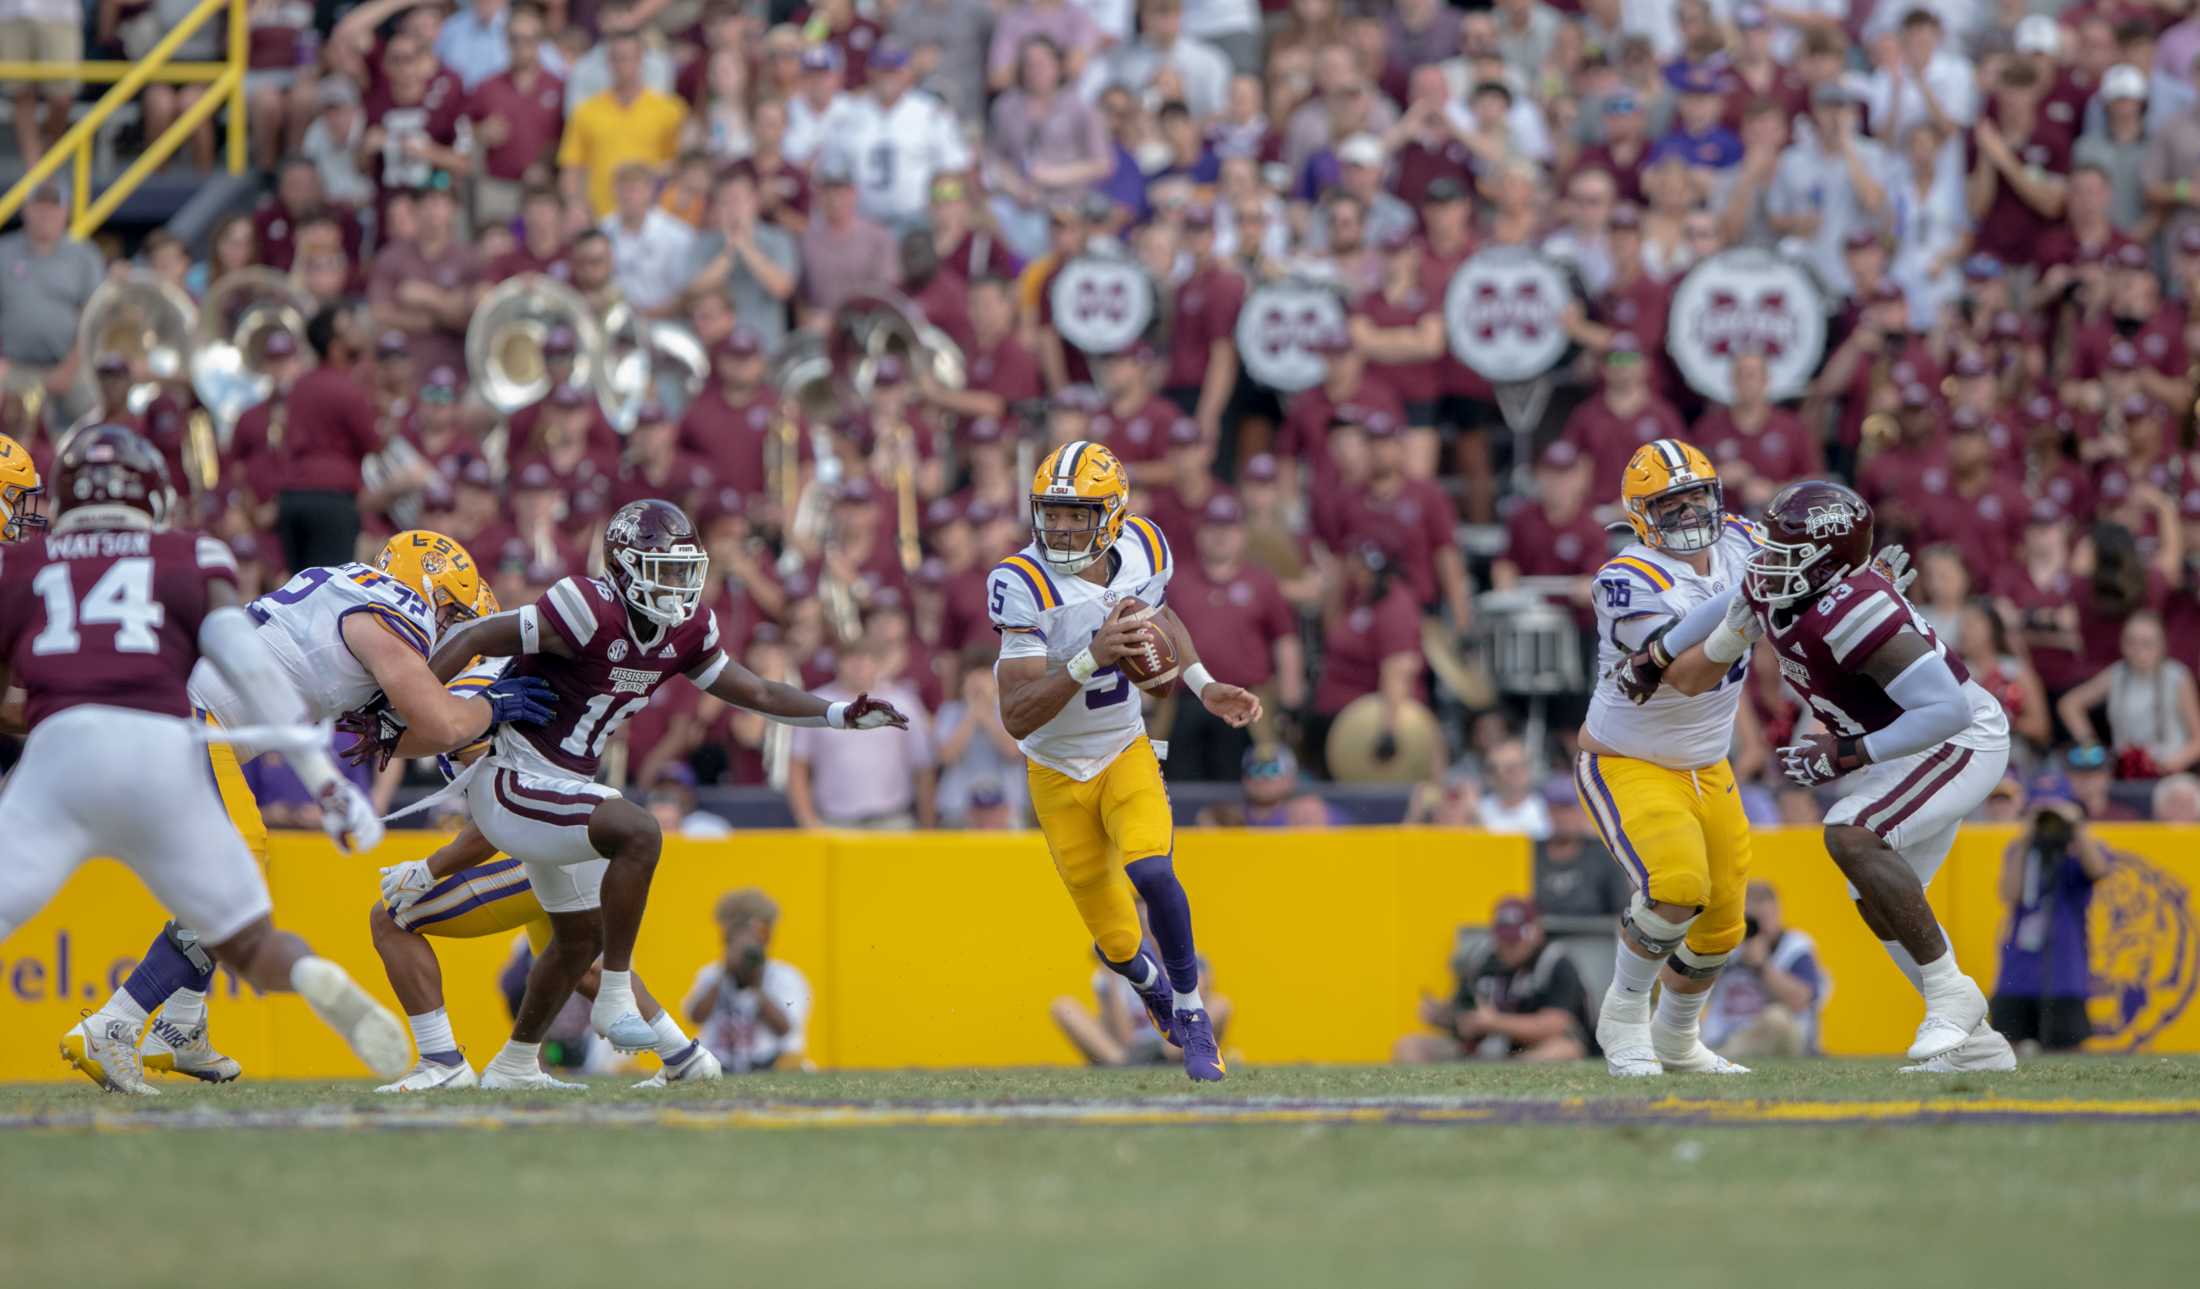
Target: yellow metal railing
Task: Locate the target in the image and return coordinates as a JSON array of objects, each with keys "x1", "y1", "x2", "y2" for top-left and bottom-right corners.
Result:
[{"x1": 0, "y1": 0, "x2": 248, "y2": 238}]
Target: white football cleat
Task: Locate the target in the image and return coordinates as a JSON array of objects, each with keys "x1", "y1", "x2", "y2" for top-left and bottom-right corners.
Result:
[
  {"x1": 635, "y1": 1043, "x2": 723, "y2": 1088},
  {"x1": 1597, "y1": 1007, "x2": 1663, "y2": 1078},
  {"x1": 481, "y1": 1064, "x2": 587, "y2": 1091},
  {"x1": 376, "y1": 1058, "x2": 481, "y2": 1093},
  {"x1": 1903, "y1": 1021, "x2": 2017, "y2": 1073},
  {"x1": 61, "y1": 1016, "x2": 158, "y2": 1096},
  {"x1": 1652, "y1": 1024, "x2": 1752, "y2": 1074},
  {"x1": 142, "y1": 1017, "x2": 243, "y2": 1083},
  {"x1": 590, "y1": 999, "x2": 659, "y2": 1054},
  {"x1": 1908, "y1": 974, "x2": 1990, "y2": 1061},
  {"x1": 291, "y1": 957, "x2": 410, "y2": 1079}
]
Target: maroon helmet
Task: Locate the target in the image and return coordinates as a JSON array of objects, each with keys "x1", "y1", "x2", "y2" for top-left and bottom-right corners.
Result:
[
  {"x1": 1746, "y1": 481, "x2": 1875, "y2": 606},
  {"x1": 50, "y1": 423, "x2": 174, "y2": 527},
  {"x1": 604, "y1": 497, "x2": 708, "y2": 630}
]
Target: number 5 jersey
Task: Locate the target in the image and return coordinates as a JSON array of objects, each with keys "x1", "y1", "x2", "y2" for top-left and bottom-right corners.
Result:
[{"x1": 1585, "y1": 516, "x2": 1763, "y2": 771}]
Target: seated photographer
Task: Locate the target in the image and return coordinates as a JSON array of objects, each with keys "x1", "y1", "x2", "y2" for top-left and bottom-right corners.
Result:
[
  {"x1": 1702, "y1": 883, "x2": 1831, "y2": 1060},
  {"x1": 1990, "y1": 787, "x2": 2112, "y2": 1054},
  {"x1": 683, "y1": 889, "x2": 812, "y2": 1073},
  {"x1": 1393, "y1": 899, "x2": 1592, "y2": 1064}
]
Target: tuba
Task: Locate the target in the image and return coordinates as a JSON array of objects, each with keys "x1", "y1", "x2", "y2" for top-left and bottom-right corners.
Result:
[
  {"x1": 598, "y1": 302, "x2": 709, "y2": 432},
  {"x1": 190, "y1": 267, "x2": 314, "y2": 439},
  {"x1": 466, "y1": 274, "x2": 603, "y2": 417},
  {"x1": 78, "y1": 270, "x2": 197, "y2": 415},
  {"x1": 838, "y1": 293, "x2": 967, "y2": 402},
  {"x1": 766, "y1": 331, "x2": 848, "y2": 566}
]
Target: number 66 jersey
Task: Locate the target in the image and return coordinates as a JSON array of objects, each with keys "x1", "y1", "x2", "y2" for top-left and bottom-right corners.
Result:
[
  {"x1": 988, "y1": 517, "x2": 1174, "y2": 781},
  {"x1": 1584, "y1": 516, "x2": 1763, "y2": 771}
]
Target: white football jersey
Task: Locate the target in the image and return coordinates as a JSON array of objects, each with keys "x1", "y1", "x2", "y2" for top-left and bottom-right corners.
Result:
[
  {"x1": 188, "y1": 562, "x2": 440, "y2": 752},
  {"x1": 989, "y1": 516, "x2": 1174, "y2": 781},
  {"x1": 821, "y1": 89, "x2": 973, "y2": 226},
  {"x1": 439, "y1": 656, "x2": 511, "y2": 782},
  {"x1": 1582, "y1": 517, "x2": 1763, "y2": 771}
]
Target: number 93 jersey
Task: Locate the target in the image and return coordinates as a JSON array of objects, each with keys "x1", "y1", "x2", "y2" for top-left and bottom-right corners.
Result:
[
  {"x1": 1584, "y1": 516, "x2": 1762, "y2": 771},
  {"x1": 187, "y1": 562, "x2": 440, "y2": 741},
  {"x1": 989, "y1": 516, "x2": 1174, "y2": 782}
]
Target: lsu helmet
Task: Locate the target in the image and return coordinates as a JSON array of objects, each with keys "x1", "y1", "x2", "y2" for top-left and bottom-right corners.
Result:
[
  {"x1": 1030, "y1": 439, "x2": 1129, "y2": 574},
  {"x1": 1620, "y1": 439, "x2": 1722, "y2": 553},
  {"x1": 0, "y1": 433, "x2": 46, "y2": 542},
  {"x1": 1746, "y1": 480, "x2": 1875, "y2": 608},
  {"x1": 378, "y1": 530, "x2": 483, "y2": 627},
  {"x1": 473, "y1": 582, "x2": 500, "y2": 616}
]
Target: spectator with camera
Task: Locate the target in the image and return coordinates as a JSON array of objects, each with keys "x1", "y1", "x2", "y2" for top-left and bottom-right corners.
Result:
[
  {"x1": 1702, "y1": 883, "x2": 1830, "y2": 1060},
  {"x1": 1393, "y1": 898, "x2": 1591, "y2": 1064},
  {"x1": 684, "y1": 889, "x2": 811, "y2": 1074},
  {"x1": 1990, "y1": 790, "x2": 2112, "y2": 1054}
]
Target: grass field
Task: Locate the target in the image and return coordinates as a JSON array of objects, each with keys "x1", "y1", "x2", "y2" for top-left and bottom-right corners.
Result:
[{"x1": 7, "y1": 1058, "x2": 2200, "y2": 1288}]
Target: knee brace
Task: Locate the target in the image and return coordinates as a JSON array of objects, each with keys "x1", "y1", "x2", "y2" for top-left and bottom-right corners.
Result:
[
  {"x1": 1621, "y1": 894, "x2": 1699, "y2": 957},
  {"x1": 1670, "y1": 943, "x2": 1732, "y2": 979},
  {"x1": 163, "y1": 921, "x2": 215, "y2": 975}
]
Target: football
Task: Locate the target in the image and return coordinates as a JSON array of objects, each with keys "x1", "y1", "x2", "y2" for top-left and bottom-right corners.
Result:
[{"x1": 1113, "y1": 598, "x2": 1180, "y2": 693}]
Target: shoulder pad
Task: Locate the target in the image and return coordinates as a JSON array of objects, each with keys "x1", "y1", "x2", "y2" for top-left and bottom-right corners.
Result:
[
  {"x1": 1122, "y1": 515, "x2": 1172, "y2": 580},
  {"x1": 989, "y1": 554, "x2": 1061, "y2": 630}
]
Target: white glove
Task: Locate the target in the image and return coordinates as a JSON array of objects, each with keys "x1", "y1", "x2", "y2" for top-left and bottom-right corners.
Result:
[
  {"x1": 1703, "y1": 589, "x2": 1765, "y2": 665},
  {"x1": 1872, "y1": 543, "x2": 1919, "y2": 595},
  {"x1": 1726, "y1": 587, "x2": 1764, "y2": 641},
  {"x1": 315, "y1": 779, "x2": 386, "y2": 854},
  {"x1": 380, "y1": 859, "x2": 434, "y2": 914}
]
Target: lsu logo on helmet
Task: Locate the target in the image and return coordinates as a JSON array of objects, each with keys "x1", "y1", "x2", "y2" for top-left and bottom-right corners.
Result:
[
  {"x1": 379, "y1": 530, "x2": 482, "y2": 624},
  {"x1": 1620, "y1": 438, "x2": 1721, "y2": 554},
  {"x1": 1029, "y1": 439, "x2": 1130, "y2": 574}
]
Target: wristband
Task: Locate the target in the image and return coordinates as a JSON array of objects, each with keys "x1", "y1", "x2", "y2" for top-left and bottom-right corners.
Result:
[
  {"x1": 1646, "y1": 637, "x2": 1676, "y2": 669},
  {"x1": 1066, "y1": 648, "x2": 1099, "y2": 685},
  {"x1": 825, "y1": 701, "x2": 850, "y2": 729},
  {"x1": 1182, "y1": 662, "x2": 1216, "y2": 697},
  {"x1": 1702, "y1": 621, "x2": 1749, "y2": 666}
]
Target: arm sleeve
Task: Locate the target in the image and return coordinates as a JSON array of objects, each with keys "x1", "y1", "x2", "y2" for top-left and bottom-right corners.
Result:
[
  {"x1": 1662, "y1": 585, "x2": 1741, "y2": 656},
  {"x1": 1859, "y1": 649, "x2": 1972, "y2": 764}
]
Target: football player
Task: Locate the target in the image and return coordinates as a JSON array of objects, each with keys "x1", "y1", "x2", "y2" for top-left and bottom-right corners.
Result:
[
  {"x1": 0, "y1": 432, "x2": 46, "y2": 542},
  {"x1": 424, "y1": 498, "x2": 905, "y2": 1089},
  {"x1": 1575, "y1": 440, "x2": 1765, "y2": 1076},
  {"x1": 350, "y1": 594, "x2": 719, "y2": 1091},
  {"x1": 0, "y1": 426, "x2": 406, "y2": 1093},
  {"x1": 988, "y1": 440, "x2": 1262, "y2": 1082},
  {"x1": 61, "y1": 530, "x2": 558, "y2": 1090},
  {"x1": 1618, "y1": 481, "x2": 2014, "y2": 1071}
]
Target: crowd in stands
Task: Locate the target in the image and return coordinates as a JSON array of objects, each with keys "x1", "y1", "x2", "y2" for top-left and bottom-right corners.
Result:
[{"x1": 2, "y1": 0, "x2": 2199, "y2": 829}]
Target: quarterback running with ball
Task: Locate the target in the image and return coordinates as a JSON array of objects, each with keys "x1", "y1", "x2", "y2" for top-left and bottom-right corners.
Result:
[{"x1": 988, "y1": 440, "x2": 1261, "y2": 1082}]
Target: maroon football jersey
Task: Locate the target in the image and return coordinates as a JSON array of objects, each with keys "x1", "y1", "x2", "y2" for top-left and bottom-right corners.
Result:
[
  {"x1": 1757, "y1": 569, "x2": 1970, "y2": 740},
  {"x1": 0, "y1": 527, "x2": 237, "y2": 730},
  {"x1": 515, "y1": 575, "x2": 729, "y2": 776}
]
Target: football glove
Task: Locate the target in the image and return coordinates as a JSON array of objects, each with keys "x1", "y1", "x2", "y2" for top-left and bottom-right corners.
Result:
[
  {"x1": 1871, "y1": 543, "x2": 1919, "y2": 596},
  {"x1": 336, "y1": 700, "x2": 403, "y2": 772},
  {"x1": 483, "y1": 674, "x2": 557, "y2": 728},
  {"x1": 315, "y1": 778, "x2": 386, "y2": 853},
  {"x1": 837, "y1": 692, "x2": 911, "y2": 730},
  {"x1": 380, "y1": 859, "x2": 434, "y2": 915},
  {"x1": 1616, "y1": 623, "x2": 1677, "y2": 705},
  {"x1": 1778, "y1": 733, "x2": 1866, "y2": 787}
]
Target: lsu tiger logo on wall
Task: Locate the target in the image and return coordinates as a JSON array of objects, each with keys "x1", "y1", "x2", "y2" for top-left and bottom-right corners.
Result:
[{"x1": 2087, "y1": 857, "x2": 2198, "y2": 1050}]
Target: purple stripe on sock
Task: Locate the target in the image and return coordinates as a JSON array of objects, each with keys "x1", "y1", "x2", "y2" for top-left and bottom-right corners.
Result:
[{"x1": 122, "y1": 930, "x2": 203, "y2": 1012}]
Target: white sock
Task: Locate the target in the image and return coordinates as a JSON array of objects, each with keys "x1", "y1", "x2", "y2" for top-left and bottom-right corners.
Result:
[
  {"x1": 1881, "y1": 939, "x2": 1925, "y2": 995},
  {"x1": 1606, "y1": 942, "x2": 1665, "y2": 1021},
  {"x1": 164, "y1": 988, "x2": 208, "y2": 1028},
  {"x1": 1125, "y1": 956, "x2": 1158, "y2": 990},
  {"x1": 1918, "y1": 948, "x2": 1964, "y2": 996},
  {"x1": 649, "y1": 1010, "x2": 691, "y2": 1060},
  {"x1": 489, "y1": 1040, "x2": 541, "y2": 1072},
  {"x1": 408, "y1": 1008, "x2": 458, "y2": 1058},
  {"x1": 100, "y1": 990, "x2": 151, "y2": 1026},
  {"x1": 1173, "y1": 988, "x2": 1205, "y2": 1012},
  {"x1": 1655, "y1": 985, "x2": 1710, "y2": 1033},
  {"x1": 594, "y1": 969, "x2": 635, "y2": 1014}
]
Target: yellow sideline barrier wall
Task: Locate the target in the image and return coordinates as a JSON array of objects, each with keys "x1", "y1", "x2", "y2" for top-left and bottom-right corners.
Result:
[{"x1": 3, "y1": 825, "x2": 2195, "y2": 1079}]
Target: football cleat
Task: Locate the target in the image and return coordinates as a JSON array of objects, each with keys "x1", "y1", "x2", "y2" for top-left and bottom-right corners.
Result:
[
  {"x1": 1652, "y1": 1030, "x2": 1752, "y2": 1075},
  {"x1": 142, "y1": 1017, "x2": 242, "y2": 1083},
  {"x1": 634, "y1": 1042, "x2": 723, "y2": 1088},
  {"x1": 1903, "y1": 1021, "x2": 2017, "y2": 1074},
  {"x1": 481, "y1": 1064, "x2": 587, "y2": 1091},
  {"x1": 291, "y1": 957, "x2": 411, "y2": 1079},
  {"x1": 377, "y1": 1057, "x2": 480, "y2": 1093},
  {"x1": 1136, "y1": 982, "x2": 1177, "y2": 1045},
  {"x1": 1173, "y1": 1008, "x2": 1226, "y2": 1082},
  {"x1": 61, "y1": 1016, "x2": 158, "y2": 1096},
  {"x1": 590, "y1": 999, "x2": 659, "y2": 1054},
  {"x1": 1597, "y1": 1008, "x2": 1663, "y2": 1078},
  {"x1": 1909, "y1": 974, "x2": 1990, "y2": 1061}
]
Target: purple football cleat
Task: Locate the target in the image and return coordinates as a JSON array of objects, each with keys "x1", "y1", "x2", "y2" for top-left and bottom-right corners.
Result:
[
  {"x1": 1137, "y1": 980, "x2": 1176, "y2": 1045},
  {"x1": 1173, "y1": 1009, "x2": 1225, "y2": 1082}
]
